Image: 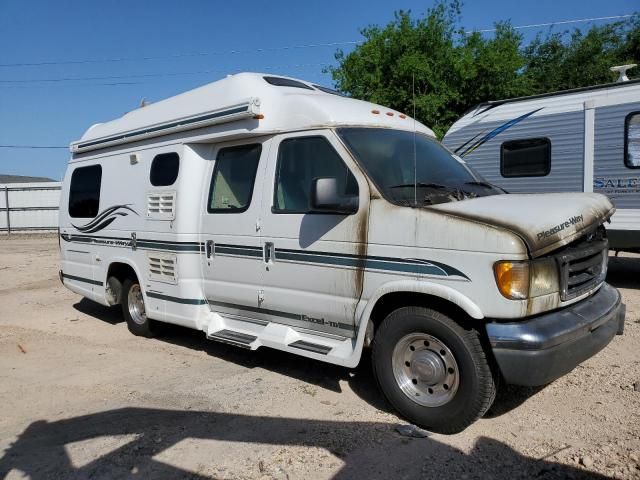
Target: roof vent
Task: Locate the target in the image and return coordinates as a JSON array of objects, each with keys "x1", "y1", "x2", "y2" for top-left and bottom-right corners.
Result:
[{"x1": 610, "y1": 64, "x2": 637, "y2": 83}]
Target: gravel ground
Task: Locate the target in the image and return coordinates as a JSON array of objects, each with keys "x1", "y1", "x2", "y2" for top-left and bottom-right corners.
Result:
[{"x1": 0, "y1": 235, "x2": 638, "y2": 480}]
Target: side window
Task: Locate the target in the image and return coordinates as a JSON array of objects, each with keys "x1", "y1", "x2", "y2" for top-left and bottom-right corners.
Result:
[
  {"x1": 273, "y1": 136, "x2": 358, "y2": 213},
  {"x1": 500, "y1": 138, "x2": 551, "y2": 178},
  {"x1": 625, "y1": 112, "x2": 640, "y2": 169},
  {"x1": 208, "y1": 144, "x2": 261, "y2": 213},
  {"x1": 150, "y1": 152, "x2": 180, "y2": 186},
  {"x1": 68, "y1": 165, "x2": 102, "y2": 218}
]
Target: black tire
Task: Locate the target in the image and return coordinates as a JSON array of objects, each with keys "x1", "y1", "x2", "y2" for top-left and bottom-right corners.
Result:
[
  {"x1": 372, "y1": 306, "x2": 496, "y2": 434},
  {"x1": 121, "y1": 278, "x2": 157, "y2": 338}
]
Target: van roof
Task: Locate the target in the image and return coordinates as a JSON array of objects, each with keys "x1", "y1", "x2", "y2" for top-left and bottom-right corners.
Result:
[{"x1": 71, "y1": 72, "x2": 434, "y2": 154}]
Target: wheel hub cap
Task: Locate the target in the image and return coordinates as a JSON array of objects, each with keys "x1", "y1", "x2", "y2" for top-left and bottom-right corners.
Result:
[
  {"x1": 128, "y1": 284, "x2": 146, "y2": 325},
  {"x1": 411, "y1": 350, "x2": 446, "y2": 385},
  {"x1": 391, "y1": 333, "x2": 460, "y2": 407}
]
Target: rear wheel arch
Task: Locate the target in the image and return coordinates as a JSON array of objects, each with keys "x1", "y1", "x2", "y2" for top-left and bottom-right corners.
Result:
[{"x1": 105, "y1": 260, "x2": 143, "y2": 306}]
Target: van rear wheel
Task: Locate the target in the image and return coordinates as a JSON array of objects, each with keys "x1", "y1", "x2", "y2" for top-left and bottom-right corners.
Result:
[
  {"x1": 372, "y1": 306, "x2": 496, "y2": 434},
  {"x1": 122, "y1": 278, "x2": 157, "y2": 338}
]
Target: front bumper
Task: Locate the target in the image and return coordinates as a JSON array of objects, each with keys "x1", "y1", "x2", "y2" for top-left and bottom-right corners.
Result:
[{"x1": 486, "y1": 283, "x2": 625, "y2": 386}]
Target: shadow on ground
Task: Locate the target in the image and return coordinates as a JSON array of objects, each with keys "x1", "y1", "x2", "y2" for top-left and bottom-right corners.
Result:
[
  {"x1": 74, "y1": 298, "x2": 124, "y2": 325},
  {"x1": 0, "y1": 407, "x2": 606, "y2": 479},
  {"x1": 607, "y1": 255, "x2": 640, "y2": 290}
]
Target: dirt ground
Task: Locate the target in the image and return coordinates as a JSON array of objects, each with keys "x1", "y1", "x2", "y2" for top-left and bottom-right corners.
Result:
[{"x1": 0, "y1": 235, "x2": 639, "y2": 480}]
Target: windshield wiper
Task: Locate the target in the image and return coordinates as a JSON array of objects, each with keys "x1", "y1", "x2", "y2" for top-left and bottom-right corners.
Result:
[
  {"x1": 390, "y1": 182, "x2": 450, "y2": 190},
  {"x1": 464, "y1": 181, "x2": 508, "y2": 193},
  {"x1": 464, "y1": 181, "x2": 494, "y2": 188}
]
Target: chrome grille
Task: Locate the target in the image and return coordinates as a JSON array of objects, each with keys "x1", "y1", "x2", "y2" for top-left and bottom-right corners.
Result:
[{"x1": 556, "y1": 238, "x2": 608, "y2": 301}]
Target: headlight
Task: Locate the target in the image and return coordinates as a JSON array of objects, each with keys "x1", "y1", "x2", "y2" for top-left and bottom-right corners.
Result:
[{"x1": 494, "y1": 258, "x2": 559, "y2": 300}]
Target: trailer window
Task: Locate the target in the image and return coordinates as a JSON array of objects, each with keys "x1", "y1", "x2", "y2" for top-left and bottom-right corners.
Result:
[
  {"x1": 273, "y1": 136, "x2": 358, "y2": 213},
  {"x1": 625, "y1": 112, "x2": 640, "y2": 169},
  {"x1": 208, "y1": 144, "x2": 261, "y2": 213},
  {"x1": 68, "y1": 165, "x2": 102, "y2": 218},
  {"x1": 500, "y1": 138, "x2": 551, "y2": 177},
  {"x1": 150, "y1": 152, "x2": 180, "y2": 186}
]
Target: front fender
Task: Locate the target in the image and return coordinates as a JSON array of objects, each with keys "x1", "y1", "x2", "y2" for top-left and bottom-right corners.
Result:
[
  {"x1": 344, "y1": 280, "x2": 484, "y2": 369},
  {"x1": 359, "y1": 280, "x2": 484, "y2": 324}
]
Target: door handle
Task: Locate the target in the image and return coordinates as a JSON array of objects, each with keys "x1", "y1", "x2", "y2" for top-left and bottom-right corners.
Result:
[
  {"x1": 206, "y1": 240, "x2": 215, "y2": 258},
  {"x1": 263, "y1": 242, "x2": 274, "y2": 264}
]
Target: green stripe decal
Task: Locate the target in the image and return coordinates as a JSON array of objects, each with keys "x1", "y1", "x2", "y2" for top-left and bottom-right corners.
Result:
[
  {"x1": 207, "y1": 299, "x2": 353, "y2": 331},
  {"x1": 146, "y1": 292, "x2": 207, "y2": 305},
  {"x1": 60, "y1": 235, "x2": 469, "y2": 279},
  {"x1": 62, "y1": 273, "x2": 103, "y2": 286}
]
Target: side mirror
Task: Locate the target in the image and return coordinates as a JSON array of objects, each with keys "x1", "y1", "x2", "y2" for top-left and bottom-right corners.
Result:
[{"x1": 311, "y1": 177, "x2": 358, "y2": 214}]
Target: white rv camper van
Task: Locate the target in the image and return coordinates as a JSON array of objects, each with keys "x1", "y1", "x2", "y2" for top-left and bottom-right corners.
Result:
[
  {"x1": 60, "y1": 73, "x2": 625, "y2": 433},
  {"x1": 443, "y1": 75, "x2": 640, "y2": 253}
]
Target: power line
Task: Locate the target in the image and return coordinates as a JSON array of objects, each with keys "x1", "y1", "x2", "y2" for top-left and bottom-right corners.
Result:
[
  {"x1": 0, "y1": 82, "x2": 143, "y2": 89},
  {"x1": 468, "y1": 13, "x2": 636, "y2": 33},
  {"x1": 0, "y1": 42, "x2": 358, "y2": 68},
  {"x1": 0, "y1": 145, "x2": 67, "y2": 149},
  {"x1": 1, "y1": 13, "x2": 636, "y2": 70},
  {"x1": 0, "y1": 63, "x2": 330, "y2": 85}
]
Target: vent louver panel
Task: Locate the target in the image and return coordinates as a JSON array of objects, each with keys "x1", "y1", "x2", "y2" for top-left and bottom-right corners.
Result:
[
  {"x1": 148, "y1": 253, "x2": 177, "y2": 284},
  {"x1": 147, "y1": 191, "x2": 176, "y2": 220}
]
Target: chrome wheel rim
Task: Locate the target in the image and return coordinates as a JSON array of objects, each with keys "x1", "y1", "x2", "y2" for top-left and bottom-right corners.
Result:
[
  {"x1": 392, "y1": 333, "x2": 459, "y2": 407},
  {"x1": 127, "y1": 284, "x2": 146, "y2": 325}
]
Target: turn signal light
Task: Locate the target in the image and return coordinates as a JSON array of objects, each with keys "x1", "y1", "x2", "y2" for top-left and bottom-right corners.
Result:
[{"x1": 494, "y1": 261, "x2": 529, "y2": 300}]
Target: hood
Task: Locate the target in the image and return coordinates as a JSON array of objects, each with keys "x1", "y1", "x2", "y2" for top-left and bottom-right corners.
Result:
[{"x1": 430, "y1": 193, "x2": 614, "y2": 258}]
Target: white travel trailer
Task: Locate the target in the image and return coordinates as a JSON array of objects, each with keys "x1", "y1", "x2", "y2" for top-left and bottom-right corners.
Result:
[
  {"x1": 443, "y1": 77, "x2": 640, "y2": 252},
  {"x1": 60, "y1": 73, "x2": 625, "y2": 433}
]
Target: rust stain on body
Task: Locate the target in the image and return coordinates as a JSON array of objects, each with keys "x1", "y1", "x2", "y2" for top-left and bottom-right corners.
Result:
[{"x1": 351, "y1": 193, "x2": 370, "y2": 325}]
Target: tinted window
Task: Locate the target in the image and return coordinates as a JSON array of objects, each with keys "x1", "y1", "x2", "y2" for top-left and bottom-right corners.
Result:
[
  {"x1": 274, "y1": 136, "x2": 358, "y2": 213},
  {"x1": 208, "y1": 144, "x2": 261, "y2": 213},
  {"x1": 501, "y1": 138, "x2": 551, "y2": 177},
  {"x1": 150, "y1": 152, "x2": 180, "y2": 186},
  {"x1": 263, "y1": 76, "x2": 313, "y2": 90},
  {"x1": 69, "y1": 165, "x2": 102, "y2": 218},
  {"x1": 337, "y1": 128, "x2": 494, "y2": 207},
  {"x1": 625, "y1": 112, "x2": 640, "y2": 169}
]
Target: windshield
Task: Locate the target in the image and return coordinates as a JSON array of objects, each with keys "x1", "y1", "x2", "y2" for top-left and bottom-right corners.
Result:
[{"x1": 337, "y1": 128, "x2": 503, "y2": 206}]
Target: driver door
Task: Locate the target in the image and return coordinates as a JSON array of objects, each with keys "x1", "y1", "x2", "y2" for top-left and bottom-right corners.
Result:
[{"x1": 257, "y1": 130, "x2": 370, "y2": 338}]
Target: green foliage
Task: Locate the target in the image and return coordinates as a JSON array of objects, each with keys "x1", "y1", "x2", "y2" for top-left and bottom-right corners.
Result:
[{"x1": 328, "y1": 3, "x2": 640, "y2": 138}]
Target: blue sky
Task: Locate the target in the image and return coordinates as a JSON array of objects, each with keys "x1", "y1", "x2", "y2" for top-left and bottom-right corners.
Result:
[{"x1": 0, "y1": 0, "x2": 637, "y2": 180}]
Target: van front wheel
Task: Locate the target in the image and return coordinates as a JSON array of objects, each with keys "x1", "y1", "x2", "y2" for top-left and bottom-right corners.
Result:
[
  {"x1": 372, "y1": 307, "x2": 496, "y2": 434},
  {"x1": 122, "y1": 278, "x2": 157, "y2": 338}
]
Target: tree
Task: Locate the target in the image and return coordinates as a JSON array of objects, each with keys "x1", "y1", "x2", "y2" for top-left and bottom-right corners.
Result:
[
  {"x1": 328, "y1": 3, "x2": 640, "y2": 138},
  {"x1": 523, "y1": 18, "x2": 640, "y2": 92}
]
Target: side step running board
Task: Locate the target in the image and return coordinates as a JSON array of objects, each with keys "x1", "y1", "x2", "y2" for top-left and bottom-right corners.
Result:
[
  {"x1": 289, "y1": 340, "x2": 332, "y2": 355},
  {"x1": 207, "y1": 329, "x2": 257, "y2": 349}
]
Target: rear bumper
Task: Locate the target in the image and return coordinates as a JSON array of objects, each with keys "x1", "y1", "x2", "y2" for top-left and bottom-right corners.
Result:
[{"x1": 486, "y1": 283, "x2": 625, "y2": 386}]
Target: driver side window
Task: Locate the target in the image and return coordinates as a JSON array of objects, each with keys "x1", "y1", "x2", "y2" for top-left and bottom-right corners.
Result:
[{"x1": 273, "y1": 136, "x2": 358, "y2": 213}]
